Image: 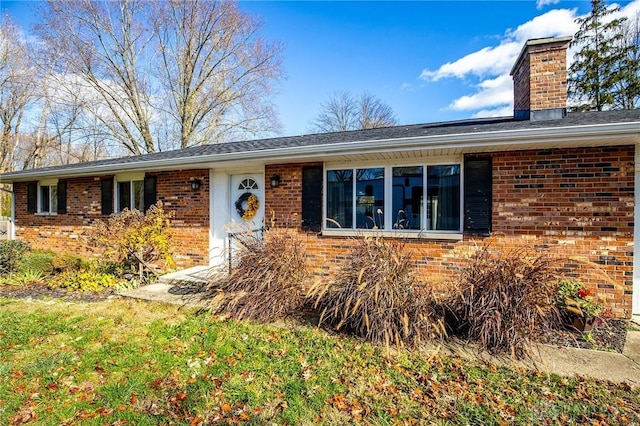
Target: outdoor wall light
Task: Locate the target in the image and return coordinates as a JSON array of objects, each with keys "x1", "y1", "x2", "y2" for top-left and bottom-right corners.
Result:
[
  {"x1": 190, "y1": 179, "x2": 202, "y2": 191},
  {"x1": 270, "y1": 174, "x2": 281, "y2": 188}
]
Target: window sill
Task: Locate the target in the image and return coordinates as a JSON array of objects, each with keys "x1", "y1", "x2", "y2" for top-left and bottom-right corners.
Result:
[
  {"x1": 35, "y1": 212, "x2": 58, "y2": 216},
  {"x1": 321, "y1": 229, "x2": 463, "y2": 241}
]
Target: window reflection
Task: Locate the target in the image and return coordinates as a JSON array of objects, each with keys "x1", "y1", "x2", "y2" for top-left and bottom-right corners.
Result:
[
  {"x1": 392, "y1": 166, "x2": 423, "y2": 230},
  {"x1": 356, "y1": 168, "x2": 384, "y2": 229},
  {"x1": 326, "y1": 170, "x2": 353, "y2": 228}
]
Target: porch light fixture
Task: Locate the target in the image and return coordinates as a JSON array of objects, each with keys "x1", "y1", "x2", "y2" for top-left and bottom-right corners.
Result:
[
  {"x1": 270, "y1": 174, "x2": 280, "y2": 188},
  {"x1": 190, "y1": 179, "x2": 202, "y2": 191}
]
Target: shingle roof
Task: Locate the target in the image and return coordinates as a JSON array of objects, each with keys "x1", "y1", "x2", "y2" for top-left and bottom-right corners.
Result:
[{"x1": 2, "y1": 109, "x2": 639, "y2": 181}]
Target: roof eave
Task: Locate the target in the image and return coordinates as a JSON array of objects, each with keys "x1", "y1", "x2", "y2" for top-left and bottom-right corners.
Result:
[{"x1": 2, "y1": 121, "x2": 639, "y2": 182}]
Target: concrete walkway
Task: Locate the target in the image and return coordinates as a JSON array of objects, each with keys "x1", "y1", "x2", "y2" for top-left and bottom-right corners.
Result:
[
  {"x1": 528, "y1": 332, "x2": 639, "y2": 385},
  {"x1": 122, "y1": 277, "x2": 640, "y2": 388}
]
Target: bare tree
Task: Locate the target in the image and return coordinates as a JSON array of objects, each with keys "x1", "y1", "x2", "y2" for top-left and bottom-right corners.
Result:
[
  {"x1": 310, "y1": 91, "x2": 397, "y2": 133},
  {"x1": 17, "y1": 73, "x2": 90, "y2": 170},
  {"x1": 36, "y1": 0, "x2": 156, "y2": 155},
  {"x1": 1, "y1": 14, "x2": 110, "y2": 172},
  {"x1": 613, "y1": 12, "x2": 640, "y2": 110},
  {"x1": 34, "y1": 0, "x2": 283, "y2": 155},
  {"x1": 153, "y1": 0, "x2": 282, "y2": 148},
  {"x1": 0, "y1": 16, "x2": 40, "y2": 172},
  {"x1": 359, "y1": 92, "x2": 397, "y2": 129}
]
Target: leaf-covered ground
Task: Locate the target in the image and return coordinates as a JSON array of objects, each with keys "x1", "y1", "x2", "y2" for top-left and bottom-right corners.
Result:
[{"x1": 1, "y1": 297, "x2": 638, "y2": 425}]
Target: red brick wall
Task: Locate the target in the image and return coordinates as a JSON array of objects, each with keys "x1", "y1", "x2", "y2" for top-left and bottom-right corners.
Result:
[
  {"x1": 512, "y1": 39, "x2": 569, "y2": 113},
  {"x1": 512, "y1": 52, "x2": 531, "y2": 112},
  {"x1": 268, "y1": 147, "x2": 634, "y2": 317},
  {"x1": 265, "y1": 163, "x2": 322, "y2": 228},
  {"x1": 14, "y1": 170, "x2": 210, "y2": 268},
  {"x1": 12, "y1": 145, "x2": 636, "y2": 316},
  {"x1": 490, "y1": 146, "x2": 634, "y2": 316},
  {"x1": 153, "y1": 170, "x2": 209, "y2": 266}
]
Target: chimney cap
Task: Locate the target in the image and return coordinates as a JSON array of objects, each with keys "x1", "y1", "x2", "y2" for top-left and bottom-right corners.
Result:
[{"x1": 510, "y1": 36, "x2": 573, "y2": 76}]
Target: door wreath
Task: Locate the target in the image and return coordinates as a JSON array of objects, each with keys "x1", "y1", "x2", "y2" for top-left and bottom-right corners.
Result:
[{"x1": 235, "y1": 192, "x2": 259, "y2": 220}]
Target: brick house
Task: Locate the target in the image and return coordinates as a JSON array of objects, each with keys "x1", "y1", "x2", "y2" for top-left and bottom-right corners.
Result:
[{"x1": 1, "y1": 37, "x2": 639, "y2": 318}]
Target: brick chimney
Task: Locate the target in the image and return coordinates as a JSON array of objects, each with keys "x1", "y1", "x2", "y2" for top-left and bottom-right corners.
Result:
[{"x1": 510, "y1": 36, "x2": 572, "y2": 121}]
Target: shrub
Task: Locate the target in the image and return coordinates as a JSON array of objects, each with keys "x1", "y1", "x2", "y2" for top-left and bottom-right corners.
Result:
[
  {"x1": 85, "y1": 201, "x2": 175, "y2": 276},
  {"x1": 556, "y1": 279, "x2": 604, "y2": 318},
  {"x1": 448, "y1": 245, "x2": 561, "y2": 358},
  {"x1": 207, "y1": 227, "x2": 308, "y2": 322},
  {"x1": 50, "y1": 269, "x2": 118, "y2": 292},
  {"x1": 11, "y1": 270, "x2": 45, "y2": 286},
  {"x1": 309, "y1": 236, "x2": 445, "y2": 349},
  {"x1": 17, "y1": 250, "x2": 55, "y2": 276},
  {"x1": 0, "y1": 240, "x2": 30, "y2": 274},
  {"x1": 51, "y1": 253, "x2": 89, "y2": 274}
]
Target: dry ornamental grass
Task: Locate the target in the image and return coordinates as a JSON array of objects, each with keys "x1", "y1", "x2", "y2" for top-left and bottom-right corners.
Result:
[
  {"x1": 447, "y1": 245, "x2": 563, "y2": 358},
  {"x1": 309, "y1": 236, "x2": 446, "y2": 350},
  {"x1": 205, "y1": 228, "x2": 308, "y2": 322}
]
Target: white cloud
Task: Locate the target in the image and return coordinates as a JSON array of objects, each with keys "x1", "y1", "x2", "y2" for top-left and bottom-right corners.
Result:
[
  {"x1": 506, "y1": 8, "x2": 579, "y2": 41},
  {"x1": 420, "y1": 8, "x2": 579, "y2": 83},
  {"x1": 400, "y1": 82, "x2": 414, "y2": 92},
  {"x1": 619, "y1": 0, "x2": 640, "y2": 18},
  {"x1": 472, "y1": 106, "x2": 514, "y2": 118},
  {"x1": 418, "y1": 0, "x2": 640, "y2": 117},
  {"x1": 420, "y1": 42, "x2": 521, "y2": 81},
  {"x1": 449, "y1": 75, "x2": 513, "y2": 111},
  {"x1": 536, "y1": 0, "x2": 560, "y2": 10}
]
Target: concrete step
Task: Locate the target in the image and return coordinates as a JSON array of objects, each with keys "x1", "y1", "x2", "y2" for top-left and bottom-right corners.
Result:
[{"x1": 157, "y1": 265, "x2": 218, "y2": 285}]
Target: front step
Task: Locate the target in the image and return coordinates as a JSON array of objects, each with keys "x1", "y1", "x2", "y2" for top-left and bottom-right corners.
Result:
[{"x1": 157, "y1": 265, "x2": 218, "y2": 286}]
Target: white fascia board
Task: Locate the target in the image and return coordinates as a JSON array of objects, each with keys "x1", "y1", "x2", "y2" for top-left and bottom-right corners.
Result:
[{"x1": 3, "y1": 121, "x2": 639, "y2": 182}]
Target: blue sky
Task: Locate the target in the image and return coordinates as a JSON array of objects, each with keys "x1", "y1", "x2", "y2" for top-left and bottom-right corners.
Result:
[{"x1": 3, "y1": 0, "x2": 640, "y2": 137}]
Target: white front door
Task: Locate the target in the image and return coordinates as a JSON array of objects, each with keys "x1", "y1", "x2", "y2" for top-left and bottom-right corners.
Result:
[{"x1": 230, "y1": 174, "x2": 264, "y2": 231}]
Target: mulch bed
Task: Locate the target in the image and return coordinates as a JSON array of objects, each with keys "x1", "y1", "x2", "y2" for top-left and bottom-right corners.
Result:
[
  {"x1": 0, "y1": 284, "x2": 119, "y2": 303},
  {"x1": 0, "y1": 284, "x2": 629, "y2": 353},
  {"x1": 541, "y1": 318, "x2": 629, "y2": 353}
]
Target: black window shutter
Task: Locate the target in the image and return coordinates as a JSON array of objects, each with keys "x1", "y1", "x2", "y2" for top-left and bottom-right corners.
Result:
[
  {"x1": 57, "y1": 181, "x2": 67, "y2": 214},
  {"x1": 464, "y1": 157, "x2": 492, "y2": 236},
  {"x1": 101, "y1": 178, "x2": 113, "y2": 215},
  {"x1": 302, "y1": 166, "x2": 323, "y2": 232},
  {"x1": 27, "y1": 182, "x2": 37, "y2": 214},
  {"x1": 143, "y1": 176, "x2": 157, "y2": 212}
]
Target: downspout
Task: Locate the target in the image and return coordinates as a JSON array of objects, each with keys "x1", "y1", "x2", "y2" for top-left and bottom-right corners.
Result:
[{"x1": 633, "y1": 144, "x2": 640, "y2": 318}]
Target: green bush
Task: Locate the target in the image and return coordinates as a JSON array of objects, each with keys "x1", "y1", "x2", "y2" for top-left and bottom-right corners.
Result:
[
  {"x1": 0, "y1": 240, "x2": 30, "y2": 274},
  {"x1": 51, "y1": 269, "x2": 118, "y2": 292},
  {"x1": 11, "y1": 270, "x2": 45, "y2": 286},
  {"x1": 17, "y1": 250, "x2": 55, "y2": 276},
  {"x1": 309, "y1": 236, "x2": 445, "y2": 349}
]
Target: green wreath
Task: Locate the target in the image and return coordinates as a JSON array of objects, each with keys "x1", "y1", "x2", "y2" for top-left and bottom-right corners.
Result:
[{"x1": 235, "y1": 192, "x2": 259, "y2": 220}]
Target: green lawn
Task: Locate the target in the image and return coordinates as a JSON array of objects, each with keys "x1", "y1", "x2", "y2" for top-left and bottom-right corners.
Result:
[{"x1": 1, "y1": 297, "x2": 638, "y2": 425}]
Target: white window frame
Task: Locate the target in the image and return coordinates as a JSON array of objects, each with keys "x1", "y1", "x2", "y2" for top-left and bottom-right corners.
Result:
[
  {"x1": 114, "y1": 172, "x2": 145, "y2": 213},
  {"x1": 37, "y1": 179, "x2": 58, "y2": 215},
  {"x1": 323, "y1": 157, "x2": 464, "y2": 240}
]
